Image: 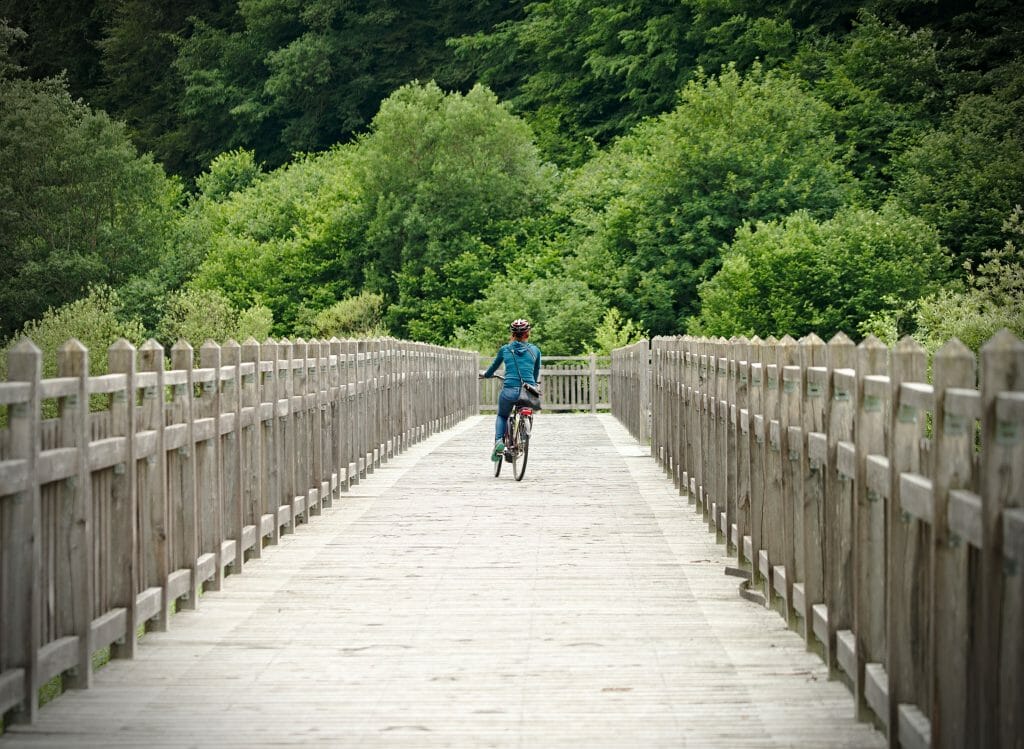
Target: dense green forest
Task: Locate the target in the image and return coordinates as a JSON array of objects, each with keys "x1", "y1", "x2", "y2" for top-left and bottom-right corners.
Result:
[{"x1": 1, "y1": 0, "x2": 1022, "y2": 372}]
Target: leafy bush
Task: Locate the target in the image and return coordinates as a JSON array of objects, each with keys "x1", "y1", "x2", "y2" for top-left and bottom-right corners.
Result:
[
  {"x1": 591, "y1": 309, "x2": 647, "y2": 355},
  {"x1": 692, "y1": 203, "x2": 948, "y2": 339},
  {"x1": 309, "y1": 291, "x2": 387, "y2": 339},
  {"x1": 863, "y1": 206, "x2": 1024, "y2": 352},
  {"x1": 454, "y1": 275, "x2": 604, "y2": 355},
  {"x1": 0, "y1": 286, "x2": 145, "y2": 383},
  {"x1": 155, "y1": 288, "x2": 273, "y2": 350}
]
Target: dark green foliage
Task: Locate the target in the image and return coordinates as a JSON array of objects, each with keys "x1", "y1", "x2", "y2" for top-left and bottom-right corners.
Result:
[
  {"x1": 0, "y1": 27, "x2": 181, "y2": 341},
  {"x1": 893, "y1": 61, "x2": 1024, "y2": 268},
  {"x1": 93, "y1": 0, "x2": 234, "y2": 178},
  {"x1": 174, "y1": 0, "x2": 522, "y2": 170}
]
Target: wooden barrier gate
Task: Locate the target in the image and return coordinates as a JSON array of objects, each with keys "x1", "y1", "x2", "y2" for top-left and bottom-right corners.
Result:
[
  {"x1": 0, "y1": 336, "x2": 478, "y2": 724},
  {"x1": 478, "y1": 354, "x2": 610, "y2": 412},
  {"x1": 612, "y1": 332, "x2": 1023, "y2": 749}
]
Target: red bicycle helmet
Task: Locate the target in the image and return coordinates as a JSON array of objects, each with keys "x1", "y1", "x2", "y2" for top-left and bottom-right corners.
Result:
[{"x1": 509, "y1": 318, "x2": 532, "y2": 334}]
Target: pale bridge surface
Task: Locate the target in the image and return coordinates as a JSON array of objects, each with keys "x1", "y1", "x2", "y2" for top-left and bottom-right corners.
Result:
[{"x1": 1, "y1": 415, "x2": 883, "y2": 748}]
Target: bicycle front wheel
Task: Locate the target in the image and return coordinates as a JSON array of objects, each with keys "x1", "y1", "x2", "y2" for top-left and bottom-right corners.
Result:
[{"x1": 513, "y1": 416, "x2": 529, "y2": 481}]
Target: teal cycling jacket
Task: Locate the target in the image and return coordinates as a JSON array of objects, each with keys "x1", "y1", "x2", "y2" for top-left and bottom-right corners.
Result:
[{"x1": 483, "y1": 341, "x2": 541, "y2": 387}]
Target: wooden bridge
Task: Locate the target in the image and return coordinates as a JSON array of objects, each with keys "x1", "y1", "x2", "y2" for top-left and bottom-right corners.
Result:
[{"x1": 0, "y1": 333, "x2": 1021, "y2": 747}]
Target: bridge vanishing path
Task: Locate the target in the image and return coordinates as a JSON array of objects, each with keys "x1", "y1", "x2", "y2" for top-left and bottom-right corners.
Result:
[{"x1": 1, "y1": 415, "x2": 883, "y2": 748}]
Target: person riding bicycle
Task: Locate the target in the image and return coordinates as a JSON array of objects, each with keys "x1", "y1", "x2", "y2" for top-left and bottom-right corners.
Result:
[{"x1": 479, "y1": 318, "x2": 541, "y2": 461}]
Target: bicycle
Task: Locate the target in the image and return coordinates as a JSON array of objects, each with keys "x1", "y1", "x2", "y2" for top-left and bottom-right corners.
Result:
[{"x1": 494, "y1": 404, "x2": 534, "y2": 481}]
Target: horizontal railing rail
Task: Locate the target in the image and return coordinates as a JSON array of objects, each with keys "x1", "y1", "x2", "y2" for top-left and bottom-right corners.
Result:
[
  {"x1": 0, "y1": 336, "x2": 478, "y2": 725},
  {"x1": 611, "y1": 331, "x2": 1023, "y2": 748}
]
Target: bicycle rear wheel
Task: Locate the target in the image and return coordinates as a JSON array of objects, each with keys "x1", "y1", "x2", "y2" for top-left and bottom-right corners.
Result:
[{"x1": 513, "y1": 416, "x2": 529, "y2": 481}]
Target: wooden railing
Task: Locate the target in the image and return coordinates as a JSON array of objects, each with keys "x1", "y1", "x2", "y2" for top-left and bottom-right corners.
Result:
[
  {"x1": 610, "y1": 340, "x2": 651, "y2": 442},
  {"x1": 478, "y1": 354, "x2": 610, "y2": 412},
  {"x1": 611, "y1": 331, "x2": 1023, "y2": 748},
  {"x1": 0, "y1": 336, "x2": 478, "y2": 724}
]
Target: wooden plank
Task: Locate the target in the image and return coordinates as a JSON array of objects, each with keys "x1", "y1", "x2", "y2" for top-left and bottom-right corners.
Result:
[
  {"x1": 0, "y1": 458, "x2": 28, "y2": 496},
  {"x1": 135, "y1": 586, "x2": 163, "y2": 625},
  {"x1": 56, "y1": 339, "x2": 94, "y2": 687},
  {"x1": 899, "y1": 473, "x2": 933, "y2": 525},
  {"x1": 836, "y1": 629, "x2": 857, "y2": 679},
  {"x1": 37, "y1": 636, "x2": 78, "y2": 684},
  {"x1": 812, "y1": 603, "x2": 829, "y2": 646},
  {"x1": 166, "y1": 569, "x2": 191, "y2": 602},
  {"x1": 865, "y1": 663, "x2": 890, "y2": 728},
  {"x1": 89, "y1": 608, "x2": 127, "y2": 652},
  {"x1": 0, "y1": 668, "x2": 25, "y2": 715},
  {"x1": 138, "y1": 340, "x2": 169, "y2": 633},
  {"x1": 898, "y1": 704, "x2": 931, "y2": 749},
  {"x1": 854, "y1": 337, "x2": 888, "y2": 722},
  {"x1": 948, "y1": 489, "x2": 983, "y2": 549}
]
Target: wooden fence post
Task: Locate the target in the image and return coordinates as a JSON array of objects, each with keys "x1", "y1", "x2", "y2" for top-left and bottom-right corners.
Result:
[
  {"x1": 240, "y1": 337, "x2": 263, "y2": 558},
  {"x1": 169, "y1": 340, "x2": 199, "y2": 610},
  {"x1": 825, "y1": 332, "x2": 856, "y2": 678},
  {"x1": 929, "y1": 338, "x2": 976, "y2": 747},
  {"x1": 137, "y1": 339, "x2": 169, "y2": 631},
  {"x1": 798, "y1": 334, "x2": 826, "y2": 646},
  {"x1": 776, "y1": 335, "x2": 800, "y2": 623},
  {"x1": 221, "y1": 339, "x2": 244, "y2": 573},
  {"x1": 886, "y1": 336, "x2": 928, "y2": 745},
  {"x1": 198, "y1": 340, "x2": 224, "y2": 592},
  {"x1": 57, "y1": 339, "x2": 95, "y2": 686},
  {"x1": 107, "y1": 339, "x2": 138, "y2": 658},
  {"x1": 977, "y1": 329, "x2": 1024, "y2": 748},
  {"x1": 2, "y1": 340, "x2": 43, "y2": 721},
  {"x1": 853, "y1": 335, "x2": 888, "y2": 722}
]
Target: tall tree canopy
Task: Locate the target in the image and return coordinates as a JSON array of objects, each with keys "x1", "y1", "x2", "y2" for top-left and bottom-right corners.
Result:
[{"x1": 0, "y1": 20, "x2": 180, "y2": 340}]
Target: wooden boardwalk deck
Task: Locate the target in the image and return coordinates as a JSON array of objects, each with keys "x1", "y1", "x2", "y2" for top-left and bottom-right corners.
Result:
[{"x1": 1, "y1": 415, "x2": 883, "y2": 748}]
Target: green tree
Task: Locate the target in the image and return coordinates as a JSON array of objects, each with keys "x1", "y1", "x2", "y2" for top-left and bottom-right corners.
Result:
[
  {"x1": 454, "y1": 275, "x2": 604, "y2": 356},
  {"x1": 692, "y1": 203, "x2": 948, "y2": 339},
  {"x1": 94, "y1": 0, "x2": 235, "y2": 178},
  {"x1": 893, "y1": 61, "x2": 1024, "y2": 269},
  {"x1": 174, "y1": 0, "x2": 522, "y2": 170},
  {"x1": 0, "y1": 28, "x2": 181, "y2": 341},
  {"x1": 566, "y1": 64, "x2": 858, "y2": 335},
  {"x1": 155, "y1": 287, "x2": 273, "y2": 349},
  {"x1": 188, "y1": 145, "x2": 362, "y2": 332},
  {"x1": 308, "y1": 291, "x2": 387, "y2": 339},
  {"x1": 351, "y1": 82, "x2": 555, "y2": 343},
  {"x1": 591, "y1": 308, "x2": 647, "y2": 355},
  {"x1": 864, "y1": 206, "x2": 1024, "y2": 352},
  {"x1": 789, "y1": 12, "x2": 945, "y2": 196}
]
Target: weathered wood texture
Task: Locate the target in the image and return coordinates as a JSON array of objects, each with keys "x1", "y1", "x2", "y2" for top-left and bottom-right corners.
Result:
[
  {"x1": 610, "y1": 342, "x2": 650, "y2": 444},
  {"x1": 0, "y1": 336, "x2": 478, "y2": 724},
  {"x1": 1, "y1": 415, "x2": 883, "y2": 748},
  {"x1": 620, "y1": 332, "x2": 1024, "y2": 748},
  {"x1": 479, "y1": 354, "x2": 611, "y2": 413}
]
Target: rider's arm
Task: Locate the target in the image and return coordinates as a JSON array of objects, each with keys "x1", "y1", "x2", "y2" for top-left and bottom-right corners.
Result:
[
  {"x1": 532, "y1": 346, "x2": 541, "y2": 382},
  {"x1": 482, "y1": 346, "x2": 505, "y2": 378}
]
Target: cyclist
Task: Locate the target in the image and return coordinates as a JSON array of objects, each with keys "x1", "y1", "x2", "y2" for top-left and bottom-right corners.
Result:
[{"x1": 479, "y1": 318, "x2": 541, "y2": 461}]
